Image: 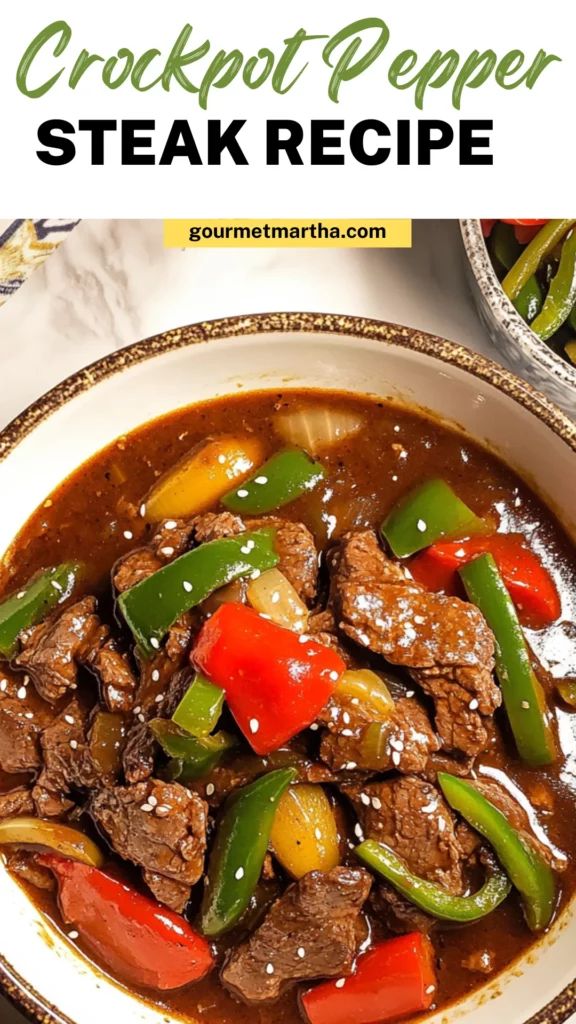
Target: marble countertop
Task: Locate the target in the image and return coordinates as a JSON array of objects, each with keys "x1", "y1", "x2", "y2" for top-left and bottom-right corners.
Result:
[{"x1": 0, "y1": 218, "x2": 505, "y2": 1024}]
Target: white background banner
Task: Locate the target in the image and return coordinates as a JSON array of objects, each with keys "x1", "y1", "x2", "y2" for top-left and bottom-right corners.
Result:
[{"x1": 1, "y1": 0, "x2": 574, "y2": 217}]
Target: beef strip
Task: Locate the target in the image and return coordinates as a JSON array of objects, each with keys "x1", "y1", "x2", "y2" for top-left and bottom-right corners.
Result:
[
  {"x1": 193, "y1": 757, "x2": 337, "y2": 808},
  {"x1": 329, "y1": 530, "x2": 500, "y2": 756},
  {"x1": 344, "y1": 776, "x2": 478, "y2": 893},
  {"x1": 0, "y1": 674, "x2": 56, "y2": 773},
  {"x1": 0, "y1": 786, "x2": 35, "y2": 818},
  {"x1": 33, "y1": 696, "x2": 99, "y2": 816},
  {"x1": 190, "y1": 511, "x2": 246, "y2": 545},
  {"x1": 5, "y1": 849, "x2": 55, "y2": 891},
  {"x1": 113, "y1": 549, "x2": 163, "y2": 593},
  {"x1": 122, "y1": 722, "x2": 157, "y2": 785},
  {"x1": 248, "y1": 518, "x2": 318, "y2": 604},
  {"x1": 91, "y1": 640, "x2": 137, "y2": 713},
  {"x1": 370, "y1": 885, "x2": 436, "y2": 935},
  {"x1": 90, "y1": 780, "x2": 208, "y2": 912},
  {"x1": 221, "y1": 867, "x2": 371, "y2": 1004},
  {"x1": 319, "y1": 696, "x2": 439, "y2": 774},
  {"x1": 16, "y1": 597, "x2": 109, "y2": 704}
]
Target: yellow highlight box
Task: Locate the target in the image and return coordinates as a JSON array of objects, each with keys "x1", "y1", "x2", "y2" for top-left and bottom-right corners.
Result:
[{"x1": 164, "y1": 219, "x2": 411, "y2": 249}]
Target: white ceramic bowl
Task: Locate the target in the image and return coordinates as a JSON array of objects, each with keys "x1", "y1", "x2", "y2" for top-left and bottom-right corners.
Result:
[
  {"x1": 1, "y1": 313, "x2": 576, "y2": 1024},
  {"x1": 460, "y1": 219, "x2": 576, "y2": 416}
]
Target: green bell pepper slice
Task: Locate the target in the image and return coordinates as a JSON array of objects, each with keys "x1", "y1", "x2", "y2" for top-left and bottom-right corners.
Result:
[
  {"x1": 355, "y1": 839, "x2": 511, "y2": 922},
  {"x1": 503, "y1": 220, "x2": 576, "y2": 301},
  {"x1": 531, "y1": 229, "x2": 576, "y2": 341},
  {"x1": 0, "y1": 563, "x2": 81, "y2": 658},
  {"x1": 459, "y1": 554, "x2": 556, "y2": 766},
  {"x1": 381, "y1": 478, "x2": 488, "y2": 559},
  {"x1": 200, "y1": 767, "x2": 296, "y2": 937},
  {"x1": 221, "y1": 449, "x2": 326, "y2": 515},
  {"x1": 514, "y1": 275, "x2": 543, "y2": 324},
  {"x1": 438, "y1": 773, "x2": 556, "y2": 931},
  {"x1": 118, "y1": 529, "x2": 279, "y2": 657},
  {"x1": 491, "y1": 221, "x2": 521, "y2": 272},
  {"x1": 172, "y1": 672, "x2": 224, "y2": 737},
  {"x1": 151, "y1": 720, "x2": 236, "y2": 780}
]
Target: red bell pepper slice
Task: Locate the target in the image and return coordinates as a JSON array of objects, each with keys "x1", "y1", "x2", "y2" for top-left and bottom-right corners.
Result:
[
  {"x1": 410, "y1": 533, "x2": 561, "y2": 627},
  {"x1": 39, "y1": 855, "x2": 214, "y2": 991},
  {"x1": 301, "y1": 932, "x2": 437, "y2": 1024},
  {"x1": 192, "y1": 603, "x2": 344, "y2": 755}
]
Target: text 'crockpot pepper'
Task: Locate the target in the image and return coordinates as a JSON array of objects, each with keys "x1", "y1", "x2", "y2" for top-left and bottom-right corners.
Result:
[
  {"x1": 380, "y1": 478, "x2": 489, "y2": 559},
  {"x1": 355, "y1": 841, "x2": 511, "y2": 922},
  {"x1": 201, "y1": 767, "x2": 296, "y2": 937},
  {"x1": 0, "y1": 819, "x2": 103, "y2": 868},
  {"x1": 118, "y1": 529, "x2": 279, "y2": 657},
  {"x1": 531, "y1": 228, "x2": 576, "y2": 341},
  {"x1": 439, "y1": 773, "x2": 557, "y2": 931},
  {"x1": 39, "y1": 855, "x2": 213, "y2": 990},
  {"x1": 0, "y1": 563, "x2": 80, "y2": 658},
  {"x1": 192, "y1": 603, "x2": 344, "y2": 754},
  {"x1": 300, "y1": 932, "x2": 437, "y2": 1024},
  {"x1": 221, "y1": 448, "x2": 326, "y2": 514},
  {"x1": 459, "y1": 553, "x2": 556, "y2": 766},
  {"x1": 410, "y1": 533, "x2": 561, "y2": 626}
]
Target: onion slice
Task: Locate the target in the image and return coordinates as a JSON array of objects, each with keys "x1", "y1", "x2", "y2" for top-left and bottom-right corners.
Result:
[
  {"x1": 247, "y1": 567, "x2": 308, "y2": 632},
  {"x1": 0, "y1": 817, "x2": 104, "y2": 867},
  {"x1": 274, "y1": 407, "x2": 365, "y2": 455}
]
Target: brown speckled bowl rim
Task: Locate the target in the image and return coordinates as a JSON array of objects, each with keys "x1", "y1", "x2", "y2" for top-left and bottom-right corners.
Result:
[
  {"x1": 460, "y1": 219, "x2": 576, "y2": 392},
  {"x1": 0, "y1": 310, "x2": 576, "y2": 1024}
]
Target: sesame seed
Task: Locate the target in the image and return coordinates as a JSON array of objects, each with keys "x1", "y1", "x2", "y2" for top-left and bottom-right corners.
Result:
[
  {"x1": 235, "y1": 867, "x2": 245, "y2": 880},
  {"x1": 217, "y1": 454, "x2": 227, "y2": 464},
  {"x1": 164, "y1": 520, "x2": 178, "y2": 530},
  {"x1": 254, "y1": 476, "x2": 268, "y2": 485},
  {"x1": 350, "y1": 697, "x2": 360, "y2": 705},
  {"x1": 155, "y1": 693, "x2": 164, "y2": 704},
  {"x1": 421, "y1": 801, "x2": 437, "y2": 814},
  {"x1": 335, "y1": 978, "x2": 346, "y2": 989},
  {"x1": 140, "y1": 803, "x2": 153, "y2": 813},
  {"x1": 139, "y1": 503, "x2": 147, "y2": 517},
  {"x1": 133, "y1": 706, "x2": 141, "y2": 715},
  {"x1": 150, "y1": 637, "x2": 160, "y2": 650},
  {"x1": 25, "y1": 712, "x2": 34, "y2": 720},
  {"x1": 64, "y1": 715, "x2": 75, "y2": 725},
  {"x1": 297, "y1": 947, "x2": 306, "y2": 958},
  {"x1": 298, "y1": 634, "x2": 310, "y2": 644},
  {"x1": 182, "y1": 581, "x2": 193, "y2": 593},
  {"x1": 360, "y1": 793, "x2": 371, "y2": 806},
  {"x1": 426, "y1": 984, "x2": 435, "y2": 995},
  {"x1": 309, "y1": 722, "x2": 319, "y2": 732},
  {"x1": 345, "y1": 761, "x2": 357, "y2": 770},
  {"x1": 390, "y1": 738, "x2": 404, "y2": 752},
  {"x1": 354, "y1": 823, "x2": 364, "y2": 839},
  {"x1": 265, "y1": 963, "x2": 274, "y2": 975},
  {"x1": 393, "y1": 425, "x2": 400, "y2": 433},
  {"x1": 68, "y1": 930, "x2": 79, "y2": 940},
  {"x1": 405, "y1": 690, "x2": 415, "y2": 698},
  {"x1": 250, "y1": 569, "x2": 261, "y2": 580},
  {"x1": 417, "y1": 519, "x2": 427, "y2": 533},
  {"x1": 329, "y1": 670, "x2": 339, "y2": 682},
  {"x1": 17, "y1": 686, "x2": 27, "y2": 700},
  {"x1": 469, "y1": 698, "x2": 479, "y2": 710},
  {"x1": 341, "y1": 729, "x2": 353, "y2": 737},
  {"x1": 206, "y1": 783, "x2": 215, "y2": 797},
  {"x1": 455, "y1": 548, "x2": 466, "y2": 558},
  {"x1": 236, "y1": 489, "x2": 249, "y2": 498},
  {"x1": 151, "y1": 670, "x2": 160, "y2": 682},
  {"x1": 156, "y1": 805, "x2": 171, "y2": 817},
  {"x1": 314, "y1": 828, "x2": 322, "y2": 840},
  {"x1": 123, "y1": 530, "x2": 133, "y2": 540},
  {"x1": 160, "y1": 546, "x2": 175, "y2": 557},
  {"x1": 51, "y1": 580, "x2": 63, "y2": 591},
  {"x1": 138, "y1": 713, "x2": 146, "y2": 723},
  {"x1": 392, "y1": 750, "x2": 401, "y2": 766},
  {"x1": 16, "y1": 591, "x2": 26, "y2": 600},
  {"x1": 521, "y1": 700, "x2": 531, "y2": 709},
  {"x1": 0, "y1": 679, "x2": 7, "y2": 693},
  {"x1": 249, "y1": 718, "x2": 260, "y2": 734},
  {"x1": 69, "y1": 739, "x2": 78, "y2": 750},
  {"x1": 342, "y1": 711, "x2": 351, "y2": 725},
  {"x1": 392, "y1": 475, "x2": 398, "y2": 482},
  {"x1": 372, "y1": 797, "x2": 382, "y2": 810},
  {"x1": 438, "y1": 818, "x2": 446, "y2": 833},
  {"x1": 148, "y1": 795, "x2": 158, "y2": 807},
  {"x1": 271, "y1": 591, "x2": 280, "y2": 604}
]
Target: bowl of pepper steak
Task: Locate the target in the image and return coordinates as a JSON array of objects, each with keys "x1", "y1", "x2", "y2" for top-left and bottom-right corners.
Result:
[{"x1": 0, "y1": 312, "x2": 575, "y2": 1024}]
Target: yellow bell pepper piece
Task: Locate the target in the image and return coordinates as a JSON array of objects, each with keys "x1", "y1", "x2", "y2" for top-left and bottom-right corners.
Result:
[
  {"x1": 144, "y1": 435, "x2": 265, "y2": 521},
  {"x1": 269, "y1": 784, "x2": 339, "y2": 878},
  {"x1": 335, "y1": 669, "x2": 394, "y2": 720}
]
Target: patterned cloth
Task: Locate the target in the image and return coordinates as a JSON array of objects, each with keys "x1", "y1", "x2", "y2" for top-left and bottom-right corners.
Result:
[{"x1": 0, "y1": 219, "x2": 79, "y2": 306}]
